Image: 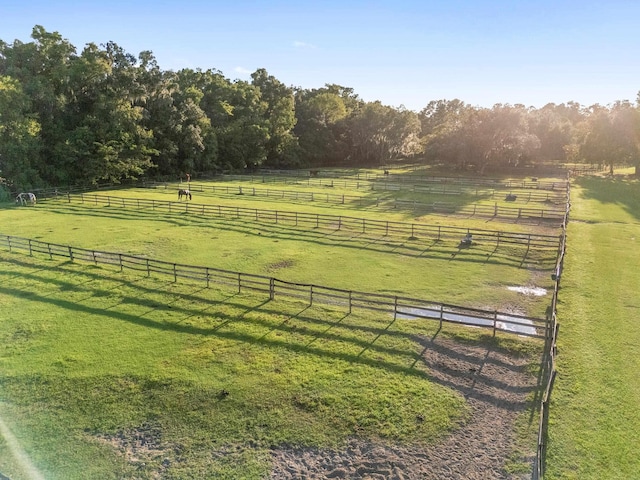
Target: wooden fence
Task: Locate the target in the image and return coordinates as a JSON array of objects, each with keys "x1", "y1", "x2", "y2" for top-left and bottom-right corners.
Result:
[
  {"x1": 218, "y1": 173, "x2": 569, "y2": 192},
  {"x1": 0, "y1": 233, "x2": 549, "y2": 339},
  {"x1": 146, "y1": 181, "x2": 568, "y2": 206},
  {"x1": 43, "y1": 193, "x2": 559, "y2": 232},
  {"x1": 532, "y1": 183, "x2": 569, "y2": 479},
  {"x1": 46, "y1": 193, "x2": 562, "y2": 251},
  {"x1": 252, "y1": 169, "x2": 567, "y2": 191}
]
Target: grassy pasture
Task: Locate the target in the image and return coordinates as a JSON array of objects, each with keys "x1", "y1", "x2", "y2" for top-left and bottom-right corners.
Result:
[
  {"x1": 138, "y1": 178, "x2": 567, "y2": 226},
  {"x1": 0, "y1": 173, "x2": 558, "y2": 478},
  {"x1": 2, "y1": 189, "x2": 556, "y2": 318},
  {"x1": 0, "y1": 249, "x2": 540, "y2": 479},
  {"x1": 545, "y1": 174, "x2": 640, "y2": 479}
]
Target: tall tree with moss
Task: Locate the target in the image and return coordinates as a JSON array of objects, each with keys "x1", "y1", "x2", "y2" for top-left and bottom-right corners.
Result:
[
  {"x1": 0, "y1": 75, "x2": 42, "y2": 191},
  {"x1": 250, "y1": 68, "x2": 299, "y2": 167}
]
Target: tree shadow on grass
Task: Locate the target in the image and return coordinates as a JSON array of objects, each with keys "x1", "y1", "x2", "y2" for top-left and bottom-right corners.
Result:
[
  {"x1": 575, "y1": 175, "x2": 640, "y2": 221},
  {"x1": 38, "y1": 202, "x2": 556, "y2": 270},
  {"x1": 0, "y1": 256, "x2": 544, "y2": 409}
]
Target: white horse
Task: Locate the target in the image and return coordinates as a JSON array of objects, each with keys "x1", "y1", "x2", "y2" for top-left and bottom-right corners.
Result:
[{"x1": 16, "y1": 192, "x2": 37, "y2": 206}]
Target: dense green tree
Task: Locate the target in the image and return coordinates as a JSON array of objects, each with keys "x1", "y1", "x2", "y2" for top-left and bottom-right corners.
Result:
[
  {"x1": 3, "y1": 25, "x2": 640, "y2": 188},
  {"x1": 579, "y1": 102, "x2": 640, "y2": 174},
  {"x1": 251, "y1": 68, "x2": 299, "y2": 167},
  {"x1": 344, "y1": 101, "x2": 421, "y2": 165},
  {"x1": 423, "y1": 104, "x2": 540, "y2": 173},
  {"x1": 0, "y1": 75, "x2": 42, "y2": 189},
  {"x1": 138, "y1": 59, "x2": 217, "y2": 179},
  {"x1": 186, "y1": 69, "x2": 269, "y2": 170},
  {"x1": 294, "y1": 88, "x2": 350, "y2": 166}
]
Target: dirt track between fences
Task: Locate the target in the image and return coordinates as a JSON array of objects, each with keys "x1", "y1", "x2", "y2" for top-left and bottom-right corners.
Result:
[{"x1": 269, "y1": 336, "x2": 538, "y2": 479}]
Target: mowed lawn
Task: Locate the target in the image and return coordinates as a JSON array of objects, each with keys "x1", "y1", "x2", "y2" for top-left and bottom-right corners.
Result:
[{"x1": 545, "y1": 175, "x2": 640, "y2": 479}]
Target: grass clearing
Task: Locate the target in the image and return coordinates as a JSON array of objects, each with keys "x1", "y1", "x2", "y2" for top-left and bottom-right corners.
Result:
[
  {"x1": 0, "y1": 250, "x2": 497, "y2": 479},
  {"x1": 545, "y1": 175, "x2": 640, "y2": 479},
  {"x1": 0, "y1": 174, "x2": 555, "y2": 478},
  {"x1": 1, "y1": 197, "x2": 554, "y2": 318}
]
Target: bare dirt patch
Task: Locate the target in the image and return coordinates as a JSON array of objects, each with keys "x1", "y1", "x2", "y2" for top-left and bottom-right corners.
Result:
[
  {"x1": 91, "y1": 422, "x2": 173, "y2": 478},
  {"x1": 269, "y1": 336, "x2": 539, "y2": 479},
  {"x1": 267, "y1": 259, "x2": 296, "y2": 272}
]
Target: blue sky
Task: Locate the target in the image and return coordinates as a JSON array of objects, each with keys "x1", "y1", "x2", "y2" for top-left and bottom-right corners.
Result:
[{"x1": 2, "y1": 0, "x2": 639, "y2": 111}]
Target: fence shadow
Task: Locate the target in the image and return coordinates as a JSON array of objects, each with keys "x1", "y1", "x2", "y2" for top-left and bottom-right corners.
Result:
[
  {"x1": 39, "y1": 202, "x2": 557, "y2": 269},
  {"x1": 0, "y1": 251, "x2": 545, "y2": 411}
]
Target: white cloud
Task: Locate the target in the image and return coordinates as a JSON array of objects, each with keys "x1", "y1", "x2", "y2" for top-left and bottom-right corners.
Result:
[
  {"x1": 234, "y1": 66, "x2": 253, "y2": 74},
  {"x1": 293, "y1": 40, "x2": 317, "y2": 49}
]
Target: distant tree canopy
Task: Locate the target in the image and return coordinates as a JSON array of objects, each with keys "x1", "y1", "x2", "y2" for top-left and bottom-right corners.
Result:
[{"x1": 1, "y1": 26, "x2": 640, "y2": 190}]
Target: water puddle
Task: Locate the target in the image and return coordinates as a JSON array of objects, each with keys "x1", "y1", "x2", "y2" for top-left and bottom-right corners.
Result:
[
  {"x1": 396, "y1": 306, "x2": 536, "y2": 336},
  {"x1": 507, "y1": 286, "x2": 547, "y2": 296}
]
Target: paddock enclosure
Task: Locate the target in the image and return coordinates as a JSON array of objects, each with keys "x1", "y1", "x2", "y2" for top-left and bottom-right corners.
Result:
[{"x1": 0, "y1": 168, "x2": 567, "y2": 479}]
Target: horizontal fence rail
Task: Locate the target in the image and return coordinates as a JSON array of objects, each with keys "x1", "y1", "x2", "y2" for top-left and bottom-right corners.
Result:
[
  {"x1": 0, "y1": 233, "x2": 550, "y2": 339},
  {"x1": 42, "y1": 194, "x2": 562, "y2": 250},
  {"x1": 255, "y1": 170, "x2": 569, "y2": 191},
  {"x1": 533, "y1": 182, "x2": 569, "y2": 479},
  {"x1": 144, "y1": 181, "x2": 568, "y2": 207},
  {"x1": 216, "y1": 173, "x2": 569, "y2": 193}
]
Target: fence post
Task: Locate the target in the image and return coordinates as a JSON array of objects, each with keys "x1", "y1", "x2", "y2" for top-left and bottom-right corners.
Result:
[
  {"x1": 7, "y1": 236, "x2": 11, "y2": 252},
  {"x1": 146, "y1": 259, "x2": 150, "y2": 277},
  {"x1": 493, "y1": 310, "x2": 498, "y2": 336},
  {"x1": 309, "y1": 285, "x2": 313, "y2": 306},
  {"x1": 439, "y1": 304, "x2": 444, "y2": 329},
  {"x1": 173, "y1": 264, "x2": 177, "y2": 282},
  {"x1": 394, "y1": 296, "x2": 398, "y2": 321},
  {"x1": 68, "y1": 246, "x2": 74, "y2": 262},
  {"x1": 206, "y1": 267, "x2": 210, "y2": 288},
  {"x1": 48, "y1": 243, "x2": 52, "y2": 260},
  {"x1": 119, "y1": 254, "x2": 123, "y2": 272},
  {"x1": 237, "y1": 273, "x2": 241, "y2": 293},
  {"x1": 269, "y1": 278, "x2": 275, "y2": 300},
  {"x1": 349, "y1": 291, "x2": 352, "y2": 314},
  {"x1": 28, "y1": 239, "x2": 32, "y2": 256},
  {"x1": 362, "y1": 218, "x2": 366, "y2": 233},
  {"x1": 68, "y1": 193, "x2": 72, "y2": 203}
]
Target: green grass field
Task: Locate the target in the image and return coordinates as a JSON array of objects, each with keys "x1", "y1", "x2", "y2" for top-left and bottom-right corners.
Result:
[
  {"x1": 545, "y1": 173, "x2": 640, "y2": 479},
  {"x1": 1, "y1": 186, "x2": 556, "y2": 318},
  {"x1": 0, "y1": 174, "x2": 556, "y2": 479}
]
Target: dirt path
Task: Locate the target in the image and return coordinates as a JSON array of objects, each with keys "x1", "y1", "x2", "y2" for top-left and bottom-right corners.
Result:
[{"x1": 269, "y1": 336, "x2": 539, "y2": 479}]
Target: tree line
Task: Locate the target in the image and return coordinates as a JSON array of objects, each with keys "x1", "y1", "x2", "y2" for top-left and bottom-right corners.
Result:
[{"x1": 1, "y1": 26, "x2": 639, "y2": 191}]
